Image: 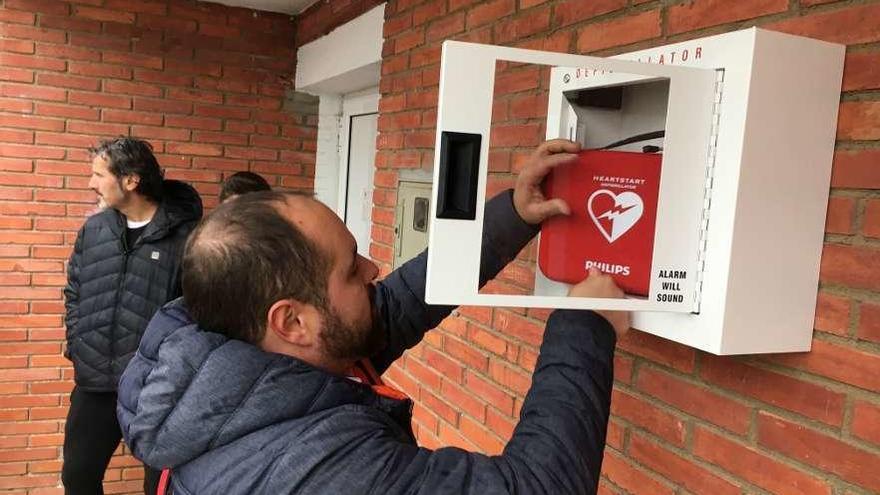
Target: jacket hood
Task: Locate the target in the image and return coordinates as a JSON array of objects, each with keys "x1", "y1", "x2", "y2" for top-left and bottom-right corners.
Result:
[
  {"x1": 159, "y1": 179, "x2": 202, "y2": 228},
  {"x1": 117, "y1": 300, "x2": 385, "y2": 469}
]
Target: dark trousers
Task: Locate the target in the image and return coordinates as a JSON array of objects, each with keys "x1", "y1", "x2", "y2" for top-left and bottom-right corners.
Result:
[{"x1": 62, "y1": 386, "x2": 161, "y2": 495}]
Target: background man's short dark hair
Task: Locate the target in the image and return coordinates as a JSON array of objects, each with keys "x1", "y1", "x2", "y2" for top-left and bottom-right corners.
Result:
[
  {"x1": 182, "y1": 191, "x2": 329, "y2": 343},
  {"x1": 219, "y1": 171, "x2": 272, "y2": 202},
  {"x1": 89, "y1": 137, "x2": 164, "y2": 202}
]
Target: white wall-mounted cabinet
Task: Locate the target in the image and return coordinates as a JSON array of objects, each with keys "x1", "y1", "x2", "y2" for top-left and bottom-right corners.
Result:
[{"x1": 426, "y1": 28, "x2": 845, "y2": 355}]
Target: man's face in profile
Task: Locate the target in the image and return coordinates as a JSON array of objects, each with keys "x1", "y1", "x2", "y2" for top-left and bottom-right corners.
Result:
[{"x1": 282, "y1": 198, "x2": 387, "y2": 363}]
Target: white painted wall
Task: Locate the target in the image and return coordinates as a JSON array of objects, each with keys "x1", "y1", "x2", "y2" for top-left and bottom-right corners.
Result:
[
  {"x1": 295, "y1": 3, "x2": 385, "y2": 216},
  {"x1": 295, "y1": 4, "x2": 385, "y2": 95},
  {"x1": 312, "y1": 95, "x2": 342, "y2": 210}
]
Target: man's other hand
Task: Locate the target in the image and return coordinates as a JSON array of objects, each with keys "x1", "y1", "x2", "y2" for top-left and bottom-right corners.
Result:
[
  {"x1": 513, "y1": 139, "x2": 581, "y2": 225},
  {"x1": 568, "y1": 268, "x2": 631, "y2": 338}
]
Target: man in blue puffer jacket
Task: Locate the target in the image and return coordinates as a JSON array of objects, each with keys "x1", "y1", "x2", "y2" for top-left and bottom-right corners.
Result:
[
  {"x1": 118, "y1": 140, "x2": 629, "y2": 494},
  {"x1": 65, "y1": 137, "x2": 202, "y2": 495}
]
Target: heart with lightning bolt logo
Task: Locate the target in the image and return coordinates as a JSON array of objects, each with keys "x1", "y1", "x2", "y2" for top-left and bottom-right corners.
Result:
[{"x1": 587, "y1": 189, "x2": 644, "y2": 243}]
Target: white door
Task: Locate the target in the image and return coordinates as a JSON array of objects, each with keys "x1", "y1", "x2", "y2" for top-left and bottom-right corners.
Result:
[{"x1": 338, "y1": 90, "x2": 379, "y2": 258}]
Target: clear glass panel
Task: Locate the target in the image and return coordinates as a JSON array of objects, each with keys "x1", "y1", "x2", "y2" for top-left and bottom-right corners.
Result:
[{"x1": 480, "y1": 60, "x2": 672, "y2": 302}]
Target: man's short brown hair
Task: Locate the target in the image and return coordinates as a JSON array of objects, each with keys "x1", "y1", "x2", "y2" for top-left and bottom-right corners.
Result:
[
  {"x1": 218, "y1": 171, "x2": 271, "y2": 203},
  {"x1": 182, "y1": 191, "x2": 329, "y2": 343}
]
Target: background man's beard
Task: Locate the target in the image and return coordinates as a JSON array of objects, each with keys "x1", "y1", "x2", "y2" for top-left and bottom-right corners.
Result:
[
  {"x1": 319, "y1": 306, "x2": 386, "y2": 363},
  {"x1": 86, "y1": 197, "x2": 108, "y2": 218}
]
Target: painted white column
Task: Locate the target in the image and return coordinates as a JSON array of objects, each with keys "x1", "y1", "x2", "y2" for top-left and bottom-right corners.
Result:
[{"x1": 313, "y1": 94, "x2": 342, "y2": 213}]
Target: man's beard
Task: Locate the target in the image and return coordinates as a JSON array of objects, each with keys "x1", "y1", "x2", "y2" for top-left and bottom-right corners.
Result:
[{"x1": 319, "y1": 303, "x2": 386, "y2": 363}]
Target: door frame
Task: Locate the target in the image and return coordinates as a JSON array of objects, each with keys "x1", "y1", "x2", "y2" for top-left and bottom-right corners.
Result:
[
  {"x1": 337, "y1": 90, "x2": 379, "y2": 222},
  {"x1": 293, "y1": 4, "x2": 385, "y2": 217}
]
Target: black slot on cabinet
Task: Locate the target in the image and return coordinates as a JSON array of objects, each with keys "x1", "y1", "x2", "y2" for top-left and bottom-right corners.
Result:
[{"x1": 437, "y1": 131, "x2": 481, "y2": 220}]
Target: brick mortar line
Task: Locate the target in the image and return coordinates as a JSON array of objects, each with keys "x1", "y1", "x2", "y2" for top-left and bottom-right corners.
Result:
[
  {"x1": 619, "y1": 423, "x2": 832, "y2": 495},
  {"x1": 808, "y1": 294, "x2": 879, "y2": 349},
  {"x1": 832, "y1": 141, "x2": 880, "y2": 151},
  {"x1": 0, "y1": 52, "x2": 291, "y2": 82},
  {"x1": 0, "y1": 35, "x2": 294, "y2": 67},
  {"x1": 845, "y1": 40, "x2": 880, "y2": 53},
  {"x1": 407, "y1": 340, "x2": 868, "y2": 474},
  {"x1": 853, "y1": 191, "x2": 870, "y2": 243},
  {"x1": 598, "y1": 447, "x2": 681, "y2": 495},
  {"x1": 607, "y1": 427, "x2": 759, "y2": 495},
  {"x1": 615, "y1": 369, "x2": 716, "y2": 428},
  {"x1": 761, "y1": 345, "x2": 880, "y2": 417},
  {"x1": 840, "y1": 91, "x2": 880, "y2": 101},
  {"x1": 849, "y1": 295, "x2": 863, "y2": 339},
  {"x1": 387, "y1": 363, "x2": 443, "y2": 435},
  {"x1": 675, "y1": 418, "x2": 875, "y2": 494},
  {"x1": 449, "y1": 319, "x2": 530, "y2": 363},
  {"x1": 823, "y1": 233, "x2": 880, "y2": 249},
  {"x1": 405, "y1": 360, "x2": 508, "y2": 450},
  {"x1": 655, "y1": 0, "x2": 867, "y2": 52},
  {"x1": 407, "y1": 345, "x2": 521, "y2": 425},
  {"x1": 455, "y1": 309, "x2": 544, "y2": 352},
  {"x1": 830, "y1": 190, "x2": 880, "y2": 200},
  {"x1": 627, "y1": 359, "x2": 880, "y2": 451},
  {"x1": 801, "y1": 0, "x2": 880, "y2": 15},
  {"x1": 744, "y1": 354, "x2": 880, "y2": 406}
]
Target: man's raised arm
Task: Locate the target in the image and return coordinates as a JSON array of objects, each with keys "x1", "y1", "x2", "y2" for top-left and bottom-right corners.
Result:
[
  {"x1": 370, "y1": 140, "x2": 581, "y2": 373},
  {"x1": 359, "y1": 270, "x2": 628, "y2": 494}
]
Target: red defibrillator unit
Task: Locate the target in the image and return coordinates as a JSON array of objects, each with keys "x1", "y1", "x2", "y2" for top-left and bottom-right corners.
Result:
[{"x1": 539, "y1": 147, "x2": 662, "y2": 296}]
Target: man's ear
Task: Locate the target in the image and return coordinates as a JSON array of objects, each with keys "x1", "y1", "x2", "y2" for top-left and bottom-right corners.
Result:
[
  {"x1": 265, "y1": 298, "x2": 321, "y2": 348},
  {"x1": 121, "y1": 174, "x2": 140, "y2": 193}
]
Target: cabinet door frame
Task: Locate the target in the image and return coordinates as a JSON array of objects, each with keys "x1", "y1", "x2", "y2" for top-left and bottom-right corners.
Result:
[{"x1": 426, "y1": 41, "x2": 720, "y2": 313}]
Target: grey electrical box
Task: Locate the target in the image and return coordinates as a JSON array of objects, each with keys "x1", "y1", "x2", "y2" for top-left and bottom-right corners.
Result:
[{"x1": 393, "y1": 181, "x2": 432, "y2": 269}]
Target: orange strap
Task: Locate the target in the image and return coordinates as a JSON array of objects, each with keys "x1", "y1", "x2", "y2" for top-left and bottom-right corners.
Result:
[
  {"x1": 348, "y1": 359, "x2": 409, "y2": 401},
  {"x1": 156, "y1": 468, "x2": 171, "y2": 495}
]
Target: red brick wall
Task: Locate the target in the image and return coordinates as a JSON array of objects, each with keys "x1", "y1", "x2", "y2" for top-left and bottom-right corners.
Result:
[
  {"x1": 349, "y1": 1, "x2": 880, "y2": 494},
  {"x1": 4, "y1": 0, "x2": 879, "y2": 493},
  {"x1": 295, "y1": 0, "x2": 385, "y2": 46},
  {"x1": 0, "y1": 0, "x2": 314, "y2": 492}
]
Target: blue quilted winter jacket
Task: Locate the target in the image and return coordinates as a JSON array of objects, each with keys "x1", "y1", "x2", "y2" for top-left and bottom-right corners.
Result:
[
  {"x1": 118, "y1": 191, "x2": 617, "y2": 494},
  {"x1": 65, "y1": 180, "x2": 202, "y2": 392}
]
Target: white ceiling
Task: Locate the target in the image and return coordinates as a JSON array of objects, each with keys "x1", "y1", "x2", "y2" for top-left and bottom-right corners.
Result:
[{"x1": 209, "y1": 0, "x2": 318, "y2": 15}]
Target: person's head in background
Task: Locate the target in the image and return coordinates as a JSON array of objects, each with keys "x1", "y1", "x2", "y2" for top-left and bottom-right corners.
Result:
[
  {"x1": 219, "y1": 171, "x2": 272, "y2": 203},
  {"x1": 88, "y1": 137, "x2": 164, "y2": 212}
]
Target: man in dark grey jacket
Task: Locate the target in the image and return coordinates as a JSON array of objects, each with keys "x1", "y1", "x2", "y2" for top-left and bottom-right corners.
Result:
[
  {"x1": 118, "y1": 140, "x2": 628, "y2": 494},
  {"x1": 63, "y1": 137, "x2": 202, "y2": 495}
]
